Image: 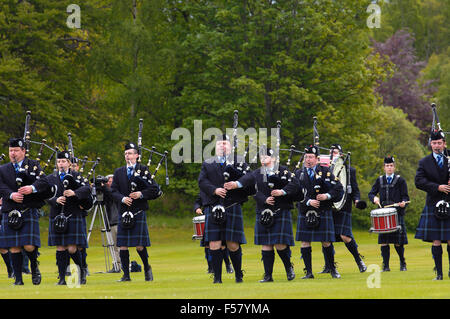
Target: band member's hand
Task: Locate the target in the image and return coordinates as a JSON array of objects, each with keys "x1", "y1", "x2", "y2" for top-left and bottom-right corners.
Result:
[
  {"x1": 266, "y1": 196, "x2": 275, "y2": 205},
  {"x1": 224, "y1": 182, "x2": 237, "y2": 190},
  {"x1": 373, "y1": 196, "x2": 380, "y2": 206},
  {"x1": 214, "y1": 188, "x2": 227, "y2": 198},
  {"x1": 123, "y1": 197, "x2": 133, "y2": 206},
  {"x1": 195, "y1": 208, "x2": 203, "y2": 215},
  {"x1": 438, "y1": 185, "x2": 450, "y2": 194},
  {"x1": 18, "y1": 186, "x2": 33, "y2": 195},
  {"x1": 398, "y1": 201, "x2": 406, "y2": 208},
  {"x1": 63, "y1": 189, "x2": 76, "y2": 197},
  {"x1": 316, "y1": 194, "x2": 328, "y2": 201},
  {"x1": 309, "y1": 199, "x2": 320, "y2": 208},
  {"x1": 11, "y1": 192, "x2": 24, "y2": 203},
  {"x1": 271, "y1": 190, "x2": 284, "y2": 197},
  {"x1": 129, "y1": 191, "x2": 142, "y2": 199},
  {"x1": 56, "y1": 196, "x2": 66, "y2": 205}
]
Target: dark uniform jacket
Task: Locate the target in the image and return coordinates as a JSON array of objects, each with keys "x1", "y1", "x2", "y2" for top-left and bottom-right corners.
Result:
[
  {"x1": 237, "y1": 165, "x2": 302, "y2": 212},
  {"x1": 111, "y1": 163, "x2": 160, "y2": 214},
  {"x1": 0, "y1": 158, "x2": 47, "y2": 213},
  {"x1": 198, "y1": 156, "x2": 254, "y2": 207},
  {"x1": 43, "y1": 170, "x2": 93, "y2": 218},
  {"x1": 368, "y1": 174, "x2": 409, "y2": 215},
  {"x1": 295, "y1": 165, "x2": 344, "y2": 214},
  {"x1": 415, "y1": 153, "x2": 449, "y2": 206},
  {"x1": 340, "y1": 166, "x2": 361, "y2": 212},
  {"x1": 193, "y1": 194, "x2": 203, "y2": 212}
]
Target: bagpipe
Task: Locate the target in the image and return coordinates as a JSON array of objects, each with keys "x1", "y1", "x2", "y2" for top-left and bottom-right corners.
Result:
[{"x1": 430, "y1": 103, "x2": 450, "y2": 220}]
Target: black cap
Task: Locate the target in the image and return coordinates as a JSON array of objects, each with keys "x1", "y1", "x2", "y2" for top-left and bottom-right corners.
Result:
[
  {"x1": 259, "y1": 146, "x2": 274, "y2": 157},
  {"x1": 330, "y1": 144, "x2": 343, "y2": 153},
  {"x1": 71, "y1": 157, "x2": 79, "y2": 164},
  {"x1": 9, "y1": 138, "x2": 25, "y2": 148},
  {"x1": 430, "y1": 130, "x2": 445, "y2": 141},
  {"x1": 125, "y1": 142, "x2": 139, "y2": 151},
  {"x1": 57, "y1": 150, "x2": 71, "y2": 160},
  {"x1": 384, "y1": 156, "x2": 395, "y2": 164},
  {"x1": 305, "y1": 145, "x2": 319, "y2": 156}
]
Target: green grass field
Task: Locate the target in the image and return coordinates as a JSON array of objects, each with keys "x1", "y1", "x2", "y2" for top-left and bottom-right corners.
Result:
[{"x1": 1, "y1": 216, "x2": 449, "y2": 299}]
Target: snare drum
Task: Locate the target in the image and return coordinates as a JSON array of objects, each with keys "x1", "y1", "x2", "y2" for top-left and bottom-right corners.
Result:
[
  {"x1": 192, "y1": 215, "x2": 205, "y2": 240},
  {"x1": 369, "y1": 208, "x2": 401, "y2": 233}
]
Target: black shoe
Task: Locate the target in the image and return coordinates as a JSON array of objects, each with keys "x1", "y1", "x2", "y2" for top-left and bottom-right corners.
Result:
[
  {"x1": 117, "y1": 276, "x2": 131, "y2": 282},
  {"x1": 400, "y1": 262, "x2": 407, "y2": 271},
  {"x1": 107, "y1": 268, "x2": 121, "y2": 273},
  {"x1": 226, "y1": 263, "x2": 234, "y2": 274},
  {"x1": 235, "y1": 270, "x2": 244, "y2": 283},
  {"x1": 358, "y1": 260, "x2": 367, "y2": 273},
  {"x1": 287, "y1": 264, "x2": 295, "y2": 281},
  {"x1": 318, "y1": 266, "x2": 331, "y2": 274},
  {"x1": 330, "y1": 268, "x2": 341, "y2": 279},
  {"x1": 145, "y1": 267, "x2": 154, "y2": 281},
  {"x1": 382, "y1": 264, "x2": 390, "y2": 272},
  {"x1": 259, "y1": 274, "x2": 273, "y2": 283},
  {"x1": 31, "y1": 267, "x2": 41, "y2": 285},
  {"x1": 207, "y1": 266, "x2": 214, "y2": 274},
  {"x1": 80, "y1": 268, "x2": 87, "y2": 285},
  {"x1": 56, "y1": 278, "x2": 66, "y2": 286},
  {"x1": 433, "y1": 274, "x2": 443, "y2": 281},
  {"x1": 22, "y1": 268, "x2": 31, "y2": 275},
  {"x1": 13, "y1": 279, "x2": 24, "y2": 286},
  {"x1": 213, "y1": 277, "x2": 222, "y2": 284},
  {"x1": 301, "y1": 269, "x2": 314, "y2": 279},
  {"x1": 7, "y1": 269, "x2": 14, "y2": 279}
]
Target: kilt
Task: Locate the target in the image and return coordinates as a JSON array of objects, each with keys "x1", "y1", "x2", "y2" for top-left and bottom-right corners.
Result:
[
  {"x1": 254, "y1": 209, "x2": 295, "y2": 246},
  {"x1": 332, "y1": 209, "x2": 354, "y2": 241},
  {"x1": 0, "y1": 208, "x2": 41, "y2": 248},
  {"x1": 415, "y1": 205, "x2": 450, "y2": 242},
  {"x1": 117, "y1": 210, "x2": 151, "y2": 247},
  {"x1": 378, "y1": 213, "x2": 408, "y2": 244},
  {"x1": 48, "y1": 214, "x2": 88, "y2": 247},
  {"x1": 296, "y1": 209, "x2": 335, "y2": 243},
  {"x1": 204, "y1": 204, "x2": 246, "y2": 244}
]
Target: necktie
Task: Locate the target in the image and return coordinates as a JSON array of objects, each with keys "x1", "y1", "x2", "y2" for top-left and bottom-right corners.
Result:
[
  {"x1": 387, "y1": 176, "x2": 392, "y2": 184},
  {"x1": 127, "y1": 167, "x2": 133, "y2": 179},
  {"x1": 14, "y1": 163, "x2": 19, "y2": 173},
  {"x1": 60, "y1": 171, "x2": 66, "y2": 182},
  {"x1": 308, "y1": 168, "x2": 315, "y2": 181},
  {"x1": 437, "y1": 155, "x2": 443, "y2": 168},
  {"x1": 220, "y1": 156, "x2": 226, "y2": 166}
]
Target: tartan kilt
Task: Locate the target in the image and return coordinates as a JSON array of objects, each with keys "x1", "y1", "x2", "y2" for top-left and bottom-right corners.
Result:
[
  {"x1": 332, "y1": 209, "x2": 354, "y2": 242},
  {"x1": 48, "y1": 214, "x2": 88, "y2": 247},
  {"x1": 296, "y1": 209, "x2": 335, "y2": 243},
  {"x1": 117, "y1": 210, "x2": 151, "y2": 247},
  {"x1": 204, "y1": 204, "x2": 247, "y2": 245},
  {"x1": 415, "y1": 205, "x2": 450, "y2": 242},
  {"x1": 378, "y1": 213, "x2": 408, "y2": 245},
  {"x1": 0, "y1": 209, "x2": 41, "y2": 248},
  {"x1": 254, "y1": 209, "x2": 295, "y2": 246}
]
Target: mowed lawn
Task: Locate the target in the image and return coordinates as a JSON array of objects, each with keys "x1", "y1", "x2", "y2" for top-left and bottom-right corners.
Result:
[{"x1": 0, "y1": 216, "x2": 449, "y2": 299}]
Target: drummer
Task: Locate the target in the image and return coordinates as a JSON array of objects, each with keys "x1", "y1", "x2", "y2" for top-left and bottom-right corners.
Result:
[
  {"x1": 193, "y1": 193, "x2": 233, "y2": 275},
  {"x1": 368, "y1": 156, "x2": 410, "y2": 272}
]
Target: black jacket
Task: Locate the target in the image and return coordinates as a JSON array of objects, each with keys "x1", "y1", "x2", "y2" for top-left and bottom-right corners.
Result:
[
  {"x1": 368, "y1": 174, "x2": 409, "y2": 215},
  {"x1": 111, "y1": 163, "x2": 160, "y2": 214},
  {"x1": 43, "y1": 170, "x2": 93, "y2": 218},
  {"x1": 198, "y1": 156, "x2": 253, "y2": 207},
  {"x1": 415, "y1": 153, "x2": 449, "y2": 206},
  {"x1": 237, "y1": 165, "x2": 302, "y2": 212},
  {"x1": 294, "y1": 165, "x2": 344, "y2": 214}
]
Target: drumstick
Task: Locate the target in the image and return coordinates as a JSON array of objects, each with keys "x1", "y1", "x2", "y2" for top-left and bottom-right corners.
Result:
[{"x1": 384, "y1": 201, "x2": 411, "y2": 208}]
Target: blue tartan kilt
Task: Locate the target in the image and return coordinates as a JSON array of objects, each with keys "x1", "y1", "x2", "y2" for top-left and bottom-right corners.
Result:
[
  {"x1": 296, "y1": 209, "x2": 335, "y2": 243},
  {"x1": 48, "y1": 214, "x2": 88, "y2": 247},
  {"x1": 204, "y1": 204, "x2": 247, "y2": 245},
  {"x1": 332, "y1": 209, "x2": 354, "y2": 241},
  {"x1": 415, "y1": 205, "x2": 450, "y2": 242},
  {"x1": 117, "y1": 210, "x2": 151, "y2": 247},
  {"x1": 378, "y1": 214, "x2": 408, "y2": 245},
  {"x1": 254, "y1": 209, "x2": 295, "y2": 246},
  {"x1": 0, "y1": 209, "x2": 41, "y2": 248}
]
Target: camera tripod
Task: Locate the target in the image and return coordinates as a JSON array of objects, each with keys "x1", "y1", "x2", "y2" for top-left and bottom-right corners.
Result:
[{"x1": 87, "y1": 187, "x2": 121, "y2": 273}]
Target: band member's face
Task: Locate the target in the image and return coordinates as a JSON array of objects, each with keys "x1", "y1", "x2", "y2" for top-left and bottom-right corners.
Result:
[
  {"x1": 57, "y1": 159, "x2": 71, "y2": 172},
  {"x1": 384, "y1": 163, "x2": 395, "y2": 175},
  {"x1": 430, "y1": 139, "x2": 446, "y2": 154},
  {"x1": 260, "y1": 155, "x2": 274, "y2": 166},
  {"x1": 215, "y1": 141, "x2": 231, "y2": 157},
  {"x1": 106, "y1": 177, "x2": 113, "y2": 188},
  {"x1": 9, "y1": 147, "x2": 26, "y2": 163},
  {"x1": 304, "y1": 154, "x2": 318, "y2": 168},
  {"x1": 124, "y1": 149, "x2": 139, "y2": 165},
  {"x1": 331, "y1": 149, "x2": 340, "y2": 160},
  {"x1": 71, "y1": 163, "x2": 79, "y2": 172}
]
